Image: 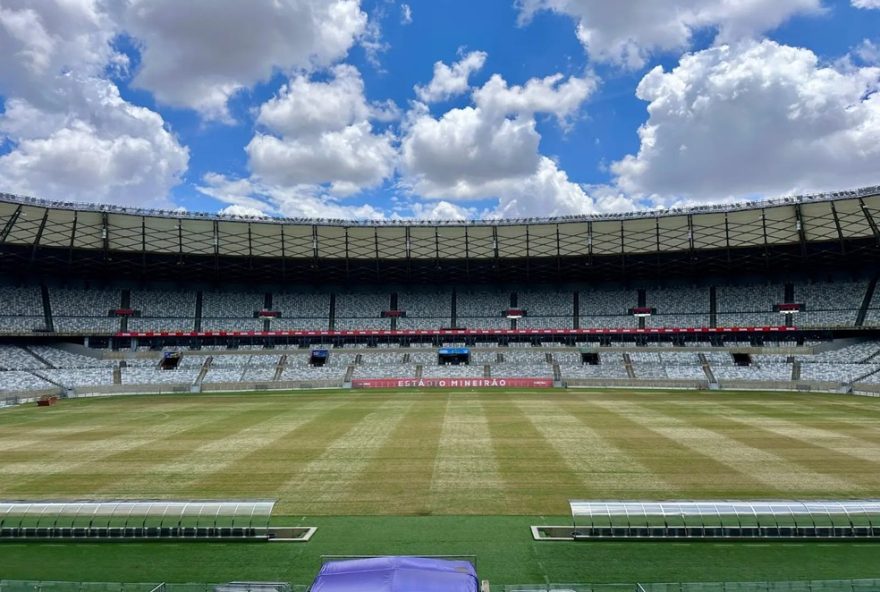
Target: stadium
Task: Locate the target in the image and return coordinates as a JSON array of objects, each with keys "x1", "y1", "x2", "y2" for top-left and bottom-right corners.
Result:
[{"x1": 3, "y1": 186, "x2": 880, "y2": 589}]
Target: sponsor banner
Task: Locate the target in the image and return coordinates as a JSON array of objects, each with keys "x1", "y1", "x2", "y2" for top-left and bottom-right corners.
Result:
[
  {"x1": 352, "y1": 378, "x2": 555, "y2": 389},
  {"x1": 116, "y1": 326, "x2": 797, "y2": 338}
]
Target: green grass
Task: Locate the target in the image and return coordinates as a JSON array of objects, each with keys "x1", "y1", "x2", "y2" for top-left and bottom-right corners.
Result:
[
  {"x1": 1, "y1": 517, "x2": 879, "y2": 585},
  {"x1": 2, "y1": 388, "x2": 880, "y2": 584}
]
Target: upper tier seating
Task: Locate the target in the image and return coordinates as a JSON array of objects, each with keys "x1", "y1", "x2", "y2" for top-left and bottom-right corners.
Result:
[
  {"x1": 456, "y1": 290, "x2": 510, "y2": 329},
  {"x1": 795, "y1": 280, "x2": 866, "y2": 328},
  {"x1": 202, "y1": 291, "x2": 264, "y2": 331},
  {"x1": 129, "y1": 289, "x2": 196, "y2": 332},
  {"x1": 716, "y1": 284, "x2": 783, "y2": 327},
  {"x1": 272, "y1": 292, "x2": 330, "y2": 331},
  {"x1": 51, "y1": 287, "x2": 120, "y2": 333},
  {"x1": 0, "y1": 286, "x2": 46, "y2": 333},
  {"x1": 580, "y1": 288, "x2": 639, "y2": 329}
]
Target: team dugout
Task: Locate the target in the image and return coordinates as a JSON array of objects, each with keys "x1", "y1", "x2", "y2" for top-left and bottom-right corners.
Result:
[
  {"x1": 0, "y1": 499, "x2": 275, "y2": 541},
  {"x1": 569, "y1": 500, "x2": 880, "y2": 540}
]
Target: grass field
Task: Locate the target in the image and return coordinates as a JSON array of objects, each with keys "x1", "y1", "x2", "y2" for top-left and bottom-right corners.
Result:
[{"x1": 2, "y1": 388, "x2": 880, "y2": 584}]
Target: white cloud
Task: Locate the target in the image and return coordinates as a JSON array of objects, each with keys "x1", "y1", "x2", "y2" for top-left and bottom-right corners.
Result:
[
  {"x1": 218, "y1": 204, "x2": 269, "y2": 218},
  {"x1": 611, "y1": 40, "x2": 880, "y2": 201},
  {"x1": 0, "y1": 0, "x2": 119, "y2": 100},
  {"x1": 415, "y1": 51, "x2": 487, "y2": 103},
  {"x1": 119, "y1": 0, "x2": 368, "y2": 120},
  {"x1": 852, "y1": 0, "x2": 880, "y2": 8},
  {"x1": 247, "y1": 65, "x2": 396, "y2": 196},
  {"x1": 402, "y1": 71, "x2": 598, "y2": 216},
  {"x1": 198, "y1": 173, "x2": 386, "y2": 220},
  {"x1": 473, "y1": 72, "x2": 598, "y2": 123},
  {"x1": 401, "y1": 3, "x2": 412, "y2": 24},
  {"x1": 517, "y1": 0, "x2": 822, "y2": 69},
  {"x1": 406, "y1": 200, "x2": 476, "y2": 221},
  {"x1": 0, "y1": 77, "x2": 188, "y2": 207},
  {"x1": 248, "y1": 122, "x2": 396, "y2": 195},
  {"x1": 257, "y1": 64, "x2": 372, "y2": 137},
  {"x1": 0, "y1": 2, "x2": 187, "y2": 206}
]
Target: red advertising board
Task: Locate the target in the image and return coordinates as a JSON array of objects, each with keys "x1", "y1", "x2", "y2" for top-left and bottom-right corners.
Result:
[
  {"x1": 116, "y1": 326, "x2": 797, "y2": 338},
  {"x1": 352, "y1": 378, "x2": 555, "y2": 389}
]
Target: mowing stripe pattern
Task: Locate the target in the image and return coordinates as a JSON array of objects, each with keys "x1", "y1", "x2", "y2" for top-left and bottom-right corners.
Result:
[{"x1": 1, "y1": 390, "x2": 879, "y2": 515}]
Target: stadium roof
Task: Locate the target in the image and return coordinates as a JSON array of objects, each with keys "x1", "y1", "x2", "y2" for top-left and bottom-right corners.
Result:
[{"x1": 3, "y1": 187, "x2": 879, "y2": 282}]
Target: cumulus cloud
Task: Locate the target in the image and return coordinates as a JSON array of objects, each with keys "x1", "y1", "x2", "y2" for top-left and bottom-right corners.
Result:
[
  {"x1": 198, "y1": 173, "x2": 386, "y2": 220},
  {"x1": 0, "y1": 1, "x2": 187, "y2": 206},
  {"x1": 0, "y1": 0, "x2": 119, "y2": 100},
  {"x1": 218, "y1": 204, "x2": 269, "y2": 218},
  {"x1": 247, "y1": 65, "x2": 396, "y2": 196},
  {"x1": 402, "y1": 71, "x2": 598, "y2": 217},
  {"x1": 473, "y1": 72, "x2": 597, "y2": 123},
  {"x1": 852, "y1": 0, "x2": 880, "y2": 8},
  {"x1": 611, "y1": 40, "x2": 880, "y2": 201},
  {"x1": 517, "y1": 0, "x2": 822, "y2": 68},
  {"x1": 406, "y1": 200, "x2": 476, "y2": 221},
  {"x1": 415, "y1": 51, "x2": 487, "y2": 103},
  {"x1": 401, "y1": 3, "x2": 412, "y2": 24},
  {"x1": 118, "y1": 0, "x2": 368, "y2": 120}
]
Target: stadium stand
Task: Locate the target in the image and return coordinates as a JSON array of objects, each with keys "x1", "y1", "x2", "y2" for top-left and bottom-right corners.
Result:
[
  {"x1": 51, "y1": 287, "x2": 120, "y2": 333},
  {"x1": 129, "y1": 289, "x2": 196, "y2": 332},
  {"x1": 645, "y1": 286, "x2": 711, "y2": 328},
  {"x1": 3, "y1": 188, "x2": 880, "y2": 395},
  {"x1": 397, "y1": 289, "x2": 452, "y2": 330},
  {"x1": 0, "y1": 286, "x2": 45, "y2": 333},
  {"x1": 716, "y1": 284, "x2": 784, "y2": 328},
  {"x1": 795, "y1": 280, "x2": 866, "y2": 328},
  {"x1": 202, "y1": 291, "x2": 264, "y2": 332}
]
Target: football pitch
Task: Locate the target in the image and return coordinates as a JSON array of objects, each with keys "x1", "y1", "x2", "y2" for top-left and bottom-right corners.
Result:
[{"x1": 2, "y1": 388, "x2": 880, "y2": 584}]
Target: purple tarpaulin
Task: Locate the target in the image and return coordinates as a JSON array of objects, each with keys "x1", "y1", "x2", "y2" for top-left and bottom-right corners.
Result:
[{"x1": 309, "y1": 557, "x2": 479, "y2": 592}]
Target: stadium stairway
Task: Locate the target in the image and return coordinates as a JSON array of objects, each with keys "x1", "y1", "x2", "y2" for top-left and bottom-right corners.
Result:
[
  {"x1": 483, "y1": 364, "x2": 491, "y2": 378},
  {"x1": 343, "y1": 364, "x2": 355, "y2": 384},
  {"x1": 623, "y1": 353, "x2": 636, "y2": 379},
  {"x1": 859, "y1": 344, "x2": 880, "y2": 363},
  {"x1": 22, "y1": 345, "x2": 55, "y2": 369},
  {"x1": 853, "y1": 365, "x2": 880, "y2": 384},
  {"x1": 791, "y1": 360, "x2": 801, "y2": 381},
  {"x1": 698, "y1": 353, "x2": 717, "y2": 384},
  {"x1": 195, "y1": 356, "x2": 213, "y2": 385},
  {"x1": 273, "y1": 355, "x2": 288, "y2": 381}
]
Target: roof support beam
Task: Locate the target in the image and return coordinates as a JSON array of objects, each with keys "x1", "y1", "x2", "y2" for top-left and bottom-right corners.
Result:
[
  {"x1": 30, "y1": 209, "x2": 49, "y2": 261},
  {"x1": 794, "y1": 203, "x2": 808, "y2": 256},
  {"x1": 829, "y1": 201, "x2": 846, "y2": 255},
  {"x1": 0, "y1": 204, "x2": 22, "y2": 243},
  {"x1": 101, "y1": 212, "x2": 109, "y2": 259},
  {"x1": 68, "y1": 211, "x2": 77, "y2": 264},
  {"x1": 859, "y1": 197, "x2": 880, "y2": 245}
]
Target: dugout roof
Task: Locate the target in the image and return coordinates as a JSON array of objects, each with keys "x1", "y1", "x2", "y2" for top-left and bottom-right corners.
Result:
[
  {"x1": 3, "y1": 186, "x2": 880, "y2": 282},
  {"x1": 569, "y1": 500, "x2": 880, "y2": 528},
  {"x1": 0, "y1": 499, "x2": 275, "y2": 528}
]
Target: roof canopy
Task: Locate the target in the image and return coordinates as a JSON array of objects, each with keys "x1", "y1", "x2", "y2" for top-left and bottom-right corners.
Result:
[{"x1": 2, "y1": 189, "x2": 880, "y2": 261}]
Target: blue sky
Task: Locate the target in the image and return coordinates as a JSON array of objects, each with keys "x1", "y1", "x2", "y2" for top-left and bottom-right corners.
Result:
[{"x1": 0, "y1": 0, "x2": 878, "y2": 220}]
